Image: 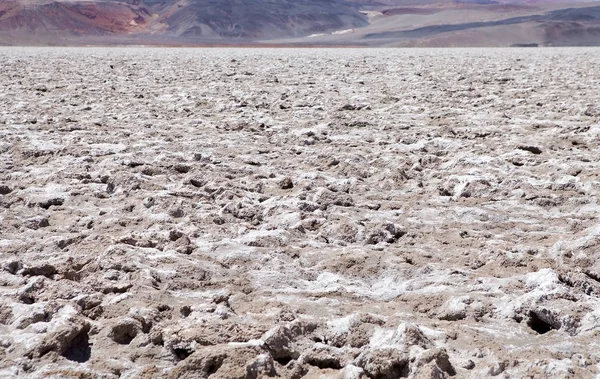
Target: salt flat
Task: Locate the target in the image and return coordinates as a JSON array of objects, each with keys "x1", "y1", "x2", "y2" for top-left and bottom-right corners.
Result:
[{"x1": 1, "y1": 47, "x2": 600, "y2": 378}]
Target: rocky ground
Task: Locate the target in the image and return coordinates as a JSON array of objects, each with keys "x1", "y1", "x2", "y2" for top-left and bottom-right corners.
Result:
[{"x1": 1, "y1": 47, "x2": 600, "y2": 378}]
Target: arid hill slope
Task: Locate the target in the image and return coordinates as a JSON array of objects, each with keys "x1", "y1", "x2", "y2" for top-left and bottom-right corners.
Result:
[
  {"x1": 1, "y1": 0, "x2": 600, "y2": 46},
  {"x1": 0, "y1": 0, "x2": 368, "y2": 44}
]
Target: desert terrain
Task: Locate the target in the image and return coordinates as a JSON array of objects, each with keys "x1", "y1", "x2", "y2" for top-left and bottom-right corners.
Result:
[{"x1": 1, "y1": 47, "x2": 600, "y2": 378}]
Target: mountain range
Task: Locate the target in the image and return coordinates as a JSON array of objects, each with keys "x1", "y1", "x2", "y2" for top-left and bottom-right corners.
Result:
[{"x1": 0, "y1": 0, "x2": 599, "y2": 46}]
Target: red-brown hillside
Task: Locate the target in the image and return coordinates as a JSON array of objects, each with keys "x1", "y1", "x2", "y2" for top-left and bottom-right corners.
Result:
[{"x1": 0, "y1": 1, "x2": 150, "y2": 35}]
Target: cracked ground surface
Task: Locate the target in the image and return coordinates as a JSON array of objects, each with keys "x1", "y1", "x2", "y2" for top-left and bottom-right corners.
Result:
[{"x1": 1, "y1": 47, "x2": 600, "y2": 378}]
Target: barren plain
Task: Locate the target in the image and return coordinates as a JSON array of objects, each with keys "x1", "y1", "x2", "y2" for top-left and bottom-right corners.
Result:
[{"x1": 1, "y1": 47, "x2": 600, "y2": 378}]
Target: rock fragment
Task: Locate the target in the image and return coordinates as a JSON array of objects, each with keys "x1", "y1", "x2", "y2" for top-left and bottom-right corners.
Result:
[
  {"x1": 355, "y1": 349, "x2": 409, "y2": 379},
  {"x1": 25, "y1": 216, "x2": 50, "y2": 230},
  {"x1": 279, "y1": 177, "x2": 294, "y2": 189},
  {"x1": 143, "y1": 197, "x2": 155, "y2": 208},
  {"x1": 38, "y1": 198, "x2": 64, "y2": 209}
]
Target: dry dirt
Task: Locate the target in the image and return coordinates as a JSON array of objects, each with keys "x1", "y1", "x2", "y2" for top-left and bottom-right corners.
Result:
[{"x1": 1, "y1": 47, "x2": 600, "y2": 378}]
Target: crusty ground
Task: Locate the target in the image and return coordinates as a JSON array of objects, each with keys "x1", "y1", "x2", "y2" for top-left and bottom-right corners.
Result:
[{"x1": 1, "y1": 47, "x2": 600, "y2": 378}]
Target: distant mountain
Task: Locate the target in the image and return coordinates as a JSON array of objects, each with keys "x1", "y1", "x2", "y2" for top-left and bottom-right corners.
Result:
[
  {"x1": 289, "y1": 1, "x2": 600, "y2": 47},
  {"x1": 0, "y1": 0, "x2": 599, "y2": 46},
  {"x1": 0, "y1": 1, "x2": 149, "y2": 36},
  {"x1": 363, "y1": 5, "x2": 600, "y2": 42},
  {"x1": 0, "y1": 0, "x2": 368, "y2": 44},
  {"x1": 153, "y1": 0, "x2": 368, "y2": 39}
]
